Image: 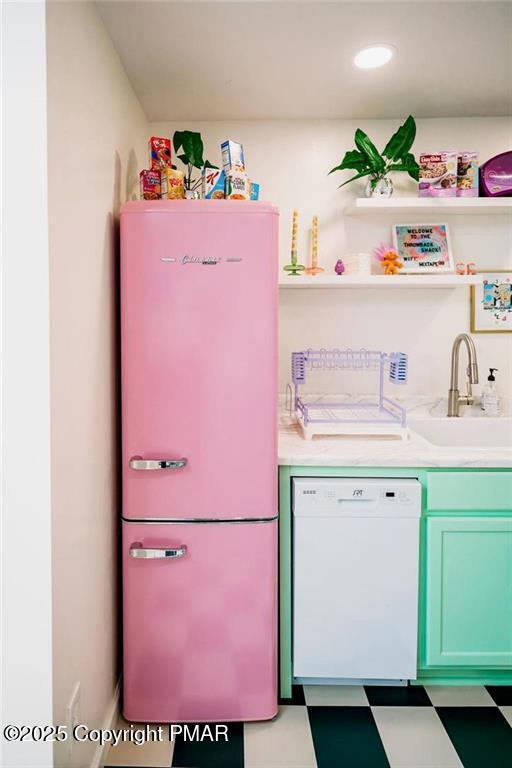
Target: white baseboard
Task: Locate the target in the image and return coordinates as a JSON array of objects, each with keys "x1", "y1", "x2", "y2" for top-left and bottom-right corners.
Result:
[{"x1": 90, "y1": 678, "x2": 121, "y2": 768}]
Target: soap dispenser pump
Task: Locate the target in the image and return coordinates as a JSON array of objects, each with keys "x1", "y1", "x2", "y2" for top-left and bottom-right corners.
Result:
[{"x1": 481, "y1": 368, "x2": 499, "y2": 415}]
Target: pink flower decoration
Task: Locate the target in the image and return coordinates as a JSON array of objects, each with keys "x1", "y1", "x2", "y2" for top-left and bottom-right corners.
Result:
[{"x1": 374, "y1": 243, "x2": 399, "y2": 262}]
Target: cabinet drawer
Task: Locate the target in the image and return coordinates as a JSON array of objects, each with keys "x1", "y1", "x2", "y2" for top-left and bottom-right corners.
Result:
[{"x1": 427, "y1": 472, "x2": 512, "y2": 511}]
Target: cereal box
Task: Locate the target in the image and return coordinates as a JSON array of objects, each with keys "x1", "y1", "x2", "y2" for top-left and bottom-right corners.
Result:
[
  {"x1": 457, "y1": 152, "x2": 479, "y2": 197},
  {"x1": 139, "y1": 169, "x2": 161, "y2": 200},
  {"x1": 250, "y1": 181, "x2": 260, "y2": 201},
  {"x1": 419, "y1": 151, "x2": 457, "y2": 197},
  {"x1": 202, "y1": 168, "x2": 226, "y2": 199},
  {"x1": 226, "y1": 170, "x2": 250, "y2": 200},
  {"x1": 148, "y1": 137, "x2": 172, "y2": 170},
  {"x1": 221, "y1": 140, "x2": 245, "y2": 172},
  {"x1": 161, "y1": 168, "x2": 185, "y2": 199}
]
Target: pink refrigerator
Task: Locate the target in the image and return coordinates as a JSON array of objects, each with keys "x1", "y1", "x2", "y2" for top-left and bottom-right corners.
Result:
[{"x1": 120, "y1": 200, "x2": 279, "y2": 723}]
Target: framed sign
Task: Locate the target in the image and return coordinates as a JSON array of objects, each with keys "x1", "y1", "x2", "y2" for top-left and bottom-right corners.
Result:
[
  {"x1": 471, "y1": 270, "x2": 512, "y2": 333},
  {"x1": 392, "y1": 223, "x2": 453, "y2": 274}
]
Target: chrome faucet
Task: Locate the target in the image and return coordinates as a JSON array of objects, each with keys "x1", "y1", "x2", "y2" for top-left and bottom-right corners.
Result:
[{"x1": 447, "y1": 333, "x2": 479, "y2": 417}]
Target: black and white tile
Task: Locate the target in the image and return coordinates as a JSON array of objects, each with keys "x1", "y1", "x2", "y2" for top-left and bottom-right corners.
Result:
[{"x1": 105, "y1": 685, "x2": 512, "y2": 768}]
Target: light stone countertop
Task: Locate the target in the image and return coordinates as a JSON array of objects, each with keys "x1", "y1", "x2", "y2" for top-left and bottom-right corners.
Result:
[{"x1": 278, "y1": 396, "x2": 512, "y2": 468}]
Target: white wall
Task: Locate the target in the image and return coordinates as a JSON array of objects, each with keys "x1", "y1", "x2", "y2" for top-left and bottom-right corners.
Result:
[
  {"x1": 46, "y1": 3, "x2": 148, "y2": 766},
  {"x1": 1, "y1": 2, "x2": 53, "y2": 767},
  {"x1": 151, "y1": 118, "x2": 512, "y2": 398}
]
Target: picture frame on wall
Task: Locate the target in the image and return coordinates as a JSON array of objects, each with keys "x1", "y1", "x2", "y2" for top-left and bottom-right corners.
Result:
[
  {"x1": 470, "y1": 270, "x2": 512, "y2": 334},
  {"x1": 392, "y1": 223, "x2": 454, "y2": 274}
]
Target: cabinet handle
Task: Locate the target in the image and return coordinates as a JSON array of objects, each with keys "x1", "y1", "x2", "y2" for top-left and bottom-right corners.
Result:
[
  {"x1": 129, "y1": 542, "x2": 187, "y2": 559},
  {"x1": 129, "y1": 457, "x2": 187, "y2": 471}
]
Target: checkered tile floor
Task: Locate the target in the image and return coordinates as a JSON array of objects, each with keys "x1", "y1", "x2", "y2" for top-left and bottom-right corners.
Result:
[{"x1": 105, "y1": 684, "x2": 512, "y2": 768}]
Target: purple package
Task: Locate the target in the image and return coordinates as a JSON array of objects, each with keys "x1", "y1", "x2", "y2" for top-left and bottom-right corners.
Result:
[{"x1": 480, "y1": 151, "x2": 512, "y2": 197}]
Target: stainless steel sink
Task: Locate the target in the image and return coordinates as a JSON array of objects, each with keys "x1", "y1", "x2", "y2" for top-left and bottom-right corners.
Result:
[{"x1": 409, "y1": 417, "x2": 512, "y2": 449}]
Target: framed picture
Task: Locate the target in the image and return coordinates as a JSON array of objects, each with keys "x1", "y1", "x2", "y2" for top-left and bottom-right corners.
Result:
[
  {"x1": 392, "y1": 223, "x2": 454, "y2": 274},
  {"x1": 470, "y1": 270, "x2": 512, "y2": 333}
]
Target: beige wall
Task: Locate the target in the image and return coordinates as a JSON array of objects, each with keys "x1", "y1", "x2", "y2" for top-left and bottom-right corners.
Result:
[
  {"x1": 152, "y1": 118, "x2": 512, "y2": 397},
  {"x1": 47, "y1": 3, "x2": 148, "y2": 766}
]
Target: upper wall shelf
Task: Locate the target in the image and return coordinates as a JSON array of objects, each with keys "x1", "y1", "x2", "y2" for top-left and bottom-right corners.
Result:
[
  {"x1": 344, "y1": 198, "x2": 512, "y2": 216},
  {"x1": 279, "y1": 274, "x2": 480, "y2": 289}
]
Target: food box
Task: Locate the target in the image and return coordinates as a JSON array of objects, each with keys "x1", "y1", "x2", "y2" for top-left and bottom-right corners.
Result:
[
  {"x1": 419, "y1": 151, "x2": 457, "y2": 197},
  {"x1": 250, "y1": 181, "x2": 260, "y2": 201},
  {"x1": 221, "y1": 140, "x2": 245, "y2": 172},
  {"x1": 139, "y1": 169, "x2": 161, "y2": 200},
  {"x1": 161, "y1": 168, "x2": 185, "y2": 199},
  {"x1": 457, "y1": 152, "x2": 479, "y2": 197},
  {"x1": 148, "y1": 137, "x2": 172, "y2": 170},
  {"x1": 226, "y1": 170, "x2": 250, "y2": 200},
  {"x1": 202, "y1": 168, "x2": 226, "y2": 199}
]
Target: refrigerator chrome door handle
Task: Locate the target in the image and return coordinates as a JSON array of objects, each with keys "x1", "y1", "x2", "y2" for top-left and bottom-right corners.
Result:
[
  {"x1": 129, "y1": 542, "x2": 187, "y2": 559},
  {"x1": 129, "y1": 457, "x2": 187, "y2": 471}
]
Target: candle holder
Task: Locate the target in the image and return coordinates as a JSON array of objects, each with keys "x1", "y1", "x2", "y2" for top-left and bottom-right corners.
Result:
[{"x1": 283, "y1": 209, "x2": 305, "y2": 275}]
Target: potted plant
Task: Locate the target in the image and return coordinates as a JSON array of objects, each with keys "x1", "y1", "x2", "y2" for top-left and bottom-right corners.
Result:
[
  {"x1": 329, "y1": 115, "x2": 419, "y2": 197},
  {"x1": 173, "y1": 130, "x2": 217, "y2": 197}
]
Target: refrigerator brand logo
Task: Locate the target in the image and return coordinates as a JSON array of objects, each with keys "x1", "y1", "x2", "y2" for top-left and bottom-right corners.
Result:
[
  {"x1": 182, "y1": 254, "x2": 221, "y2": 265},
  {"x1": 160, "y1": 254, "x2": 242, "y2": 265},
  {"x1": 353, "y1": 489, "x2": 364, "y2": 497}
]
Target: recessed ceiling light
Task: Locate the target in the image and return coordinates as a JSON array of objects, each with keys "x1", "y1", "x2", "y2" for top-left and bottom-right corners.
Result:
[{"x1": 354, "y1": 45, "x2": 395, "y2": 69}]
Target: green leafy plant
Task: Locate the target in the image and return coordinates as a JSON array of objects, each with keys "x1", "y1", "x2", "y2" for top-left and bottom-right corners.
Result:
[
  {"x1": 329, "y1": 115, "x2": 419, "y2": 191},
  {"x1": 173, "y1": 130, "x2": 217, "y2": 193}
]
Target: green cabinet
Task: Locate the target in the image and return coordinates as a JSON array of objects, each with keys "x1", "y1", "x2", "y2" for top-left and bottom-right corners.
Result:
[{"x1": 425, "y1": 516, "x2": 512, "y2": 667}]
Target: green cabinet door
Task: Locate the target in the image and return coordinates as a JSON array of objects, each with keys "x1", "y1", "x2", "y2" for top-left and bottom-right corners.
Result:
[{"x1": 426, "y1": 516, "x2": 512, "y2": 667}]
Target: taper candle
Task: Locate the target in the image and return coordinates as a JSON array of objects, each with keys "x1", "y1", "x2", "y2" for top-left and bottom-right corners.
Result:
[
  {"x1": 304, "y1": 215, "x2": 324, "y2": 275},
  {"x1": 283, "y1": 208, "x2": 305, "y2": 275}
]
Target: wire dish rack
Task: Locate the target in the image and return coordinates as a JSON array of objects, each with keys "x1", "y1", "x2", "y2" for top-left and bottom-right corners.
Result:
[{"x1": 287, "y1": 348, "x2": 408, "y2": 440}]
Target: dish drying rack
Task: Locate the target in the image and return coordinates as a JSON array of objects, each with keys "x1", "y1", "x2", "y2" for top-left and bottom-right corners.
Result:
[{"x1": 287, "y1": 348, "x2": 408, "y2": 440}]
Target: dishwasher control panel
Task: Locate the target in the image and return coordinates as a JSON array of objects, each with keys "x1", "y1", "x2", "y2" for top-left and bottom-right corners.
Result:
[{"x1": 293, "y1": 477, "x2": 421, "y2": 518}]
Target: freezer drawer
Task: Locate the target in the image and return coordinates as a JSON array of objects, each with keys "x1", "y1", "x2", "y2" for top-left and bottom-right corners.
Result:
[
  {"x1": 293, "y1": 478, "x2": 420, "y2": 682},
  {"x1": 122, "y1": 519, "x2": 277, "y2": 723}
]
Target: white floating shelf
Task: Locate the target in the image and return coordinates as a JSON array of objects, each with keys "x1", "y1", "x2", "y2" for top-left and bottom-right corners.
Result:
[
  {"x1": 279, "y1": 274, "x2": 481, "y2": 289},
  {"x1": 345, "y1": 197, "x2": 512, "y2": 216}
]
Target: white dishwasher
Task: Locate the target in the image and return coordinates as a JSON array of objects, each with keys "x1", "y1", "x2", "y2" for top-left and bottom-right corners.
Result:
[{"x1": 293, "y1": 477, "x2": 421, "y2": 684}]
